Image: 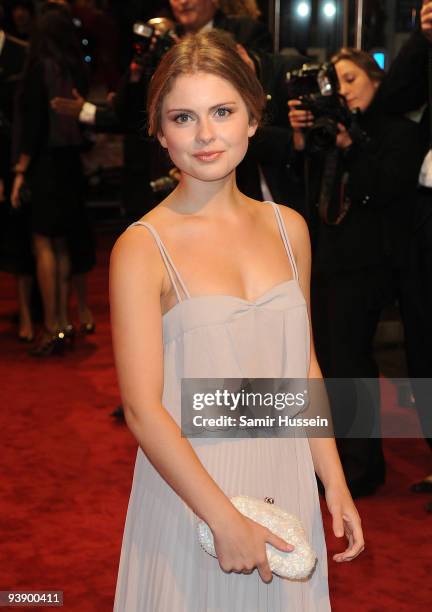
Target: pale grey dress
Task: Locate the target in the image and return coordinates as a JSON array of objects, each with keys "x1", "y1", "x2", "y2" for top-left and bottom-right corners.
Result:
[{"x1": 114, "y1": 202, "x2": 330, "y2": 611}]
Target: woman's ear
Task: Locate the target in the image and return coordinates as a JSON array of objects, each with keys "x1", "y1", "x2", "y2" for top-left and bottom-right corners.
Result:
[
  {"x1": 248, "y1": 118, "x2": 258, "y2": 138},
  {"x1": 157, "y1": 131, "x2": 168, "y2": 149}
]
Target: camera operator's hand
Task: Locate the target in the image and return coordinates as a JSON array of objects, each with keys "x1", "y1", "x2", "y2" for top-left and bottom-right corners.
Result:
[
  {"x1": 421, "y1": 1, "x2": 432, "y2": 43},
  {"x1": 288, "y1": 99, "x2": 313, "y2": 151},
  {"x1": 50, "y1": 88, "x2": 85, "y2": 118},
  {"x1": 336, "y1": 123, "x2": 353, "y2": 150}
]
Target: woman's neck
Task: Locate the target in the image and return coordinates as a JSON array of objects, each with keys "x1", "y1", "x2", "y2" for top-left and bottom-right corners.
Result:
[{"x1": 162, "y1": 170, "x2": 247, "y2": 217}]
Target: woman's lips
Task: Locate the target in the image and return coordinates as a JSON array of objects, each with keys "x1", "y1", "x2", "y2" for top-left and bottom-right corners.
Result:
[{"x1": 193, "y1": 151, "x2": 224, "y2": 162}]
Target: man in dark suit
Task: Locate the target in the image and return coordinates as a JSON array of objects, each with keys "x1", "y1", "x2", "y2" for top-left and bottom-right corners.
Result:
[
  {"x1": 171, "y1": 0, "x2": 272, "y2": 51},
  {"x1": 378, "y1": 1, "x2": 432, "y2": 504}
]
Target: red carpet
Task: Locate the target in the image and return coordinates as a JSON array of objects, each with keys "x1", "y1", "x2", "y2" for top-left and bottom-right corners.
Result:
[{"x1": 1, "y1": 232, "x2": 431, "y2": 611}]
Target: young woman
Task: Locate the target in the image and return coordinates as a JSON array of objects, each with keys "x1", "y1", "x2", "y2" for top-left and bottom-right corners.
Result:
[
  {"x1": 111, "y1": 31, "x2": 363, "y2": 611},
  {"x1": 288, "y1": 49, "x2": 422, "y2": 497}
]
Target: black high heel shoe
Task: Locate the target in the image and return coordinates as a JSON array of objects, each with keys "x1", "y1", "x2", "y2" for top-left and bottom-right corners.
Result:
[
  {"x1": 29, "y1": 328, "x2": 65, "y2": 357},
  {"x1": 60, "y1": 323, "x2": 76, "y2": 348}
]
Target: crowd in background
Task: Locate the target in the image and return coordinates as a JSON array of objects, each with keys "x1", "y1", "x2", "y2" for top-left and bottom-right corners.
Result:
[{"x1": 0, "y1": 0, "x2": 431, "y2": 506}]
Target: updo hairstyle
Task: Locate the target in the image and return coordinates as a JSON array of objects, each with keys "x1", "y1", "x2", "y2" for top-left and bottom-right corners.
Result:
[{"x1": 147, "y1": 29, "x2": 266, "y2": 136}]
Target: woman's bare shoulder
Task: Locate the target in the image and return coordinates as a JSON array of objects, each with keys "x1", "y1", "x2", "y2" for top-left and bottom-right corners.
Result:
[
  {"x1": 276, "y1": 204, "x2": 309, "y2": 240},
  {"x1": 110, "y1": 217, "x2": 165, "y2": 289}
]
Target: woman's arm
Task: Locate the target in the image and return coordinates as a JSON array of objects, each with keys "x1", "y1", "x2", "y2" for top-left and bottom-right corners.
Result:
[
  {"x1": 280, "y1": 206, "x2": 365, "y2": 562},
  {"x1": 110, "y1": 228, "x2": 292, "y2": 582}
]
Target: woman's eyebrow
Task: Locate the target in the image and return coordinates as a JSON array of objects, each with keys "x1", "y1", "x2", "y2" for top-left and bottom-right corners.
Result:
[{"x1": 166, "y1": 101, "x2": 238, "y2": 113}]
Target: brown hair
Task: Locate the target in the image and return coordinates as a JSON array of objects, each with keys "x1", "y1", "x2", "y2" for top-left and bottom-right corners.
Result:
[
  {"x1": 331, "y1": 47, "x2": 384, "y2": 83},
  {"x1": 147, "y1": 29, "x2": 266, "y2": 136}
]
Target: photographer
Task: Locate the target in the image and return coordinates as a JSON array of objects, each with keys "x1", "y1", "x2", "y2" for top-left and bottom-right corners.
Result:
[
  {"x1": 288, "y1": 49, "x2": 422, "y2": 497},
  {"x1": 377, "y1": 0, "x2": 432, "y2": 504}
]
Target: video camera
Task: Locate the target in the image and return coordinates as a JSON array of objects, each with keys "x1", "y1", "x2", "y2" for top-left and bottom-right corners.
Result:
[
  {"x1": 132, "y1": 18, "x2": 177, "y2": 71},
  {"x1": 286, "y1": 63, "x2": 368, "y2": 153}
]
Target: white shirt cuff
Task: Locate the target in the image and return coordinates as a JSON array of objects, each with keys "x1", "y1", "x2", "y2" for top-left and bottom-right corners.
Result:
[{"x1": 79, "y1": 101, "x2": 97, "y2": 125}]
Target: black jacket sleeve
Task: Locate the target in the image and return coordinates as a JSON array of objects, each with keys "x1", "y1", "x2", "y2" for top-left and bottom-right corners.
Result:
[
  {"x1": 345, "y1": 114, "x2": 422, "y2": 210},
  {"x1": 378, "y1": 31, "x2": 429, "y2": 113},
  {"x1": 17, "y1": 61, "x2": 48, "y2": 158}
]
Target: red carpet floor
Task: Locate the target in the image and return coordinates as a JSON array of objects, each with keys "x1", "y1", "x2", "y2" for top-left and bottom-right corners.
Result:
[{"x1": 1, "y1": 232, "x2": 431, "y2": 612}]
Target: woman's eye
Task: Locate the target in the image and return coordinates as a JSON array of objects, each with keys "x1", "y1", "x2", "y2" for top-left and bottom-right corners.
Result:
[
  {"x1": 174, "y1": 113, "x2": 191, "y2": 123},
  {"x1": 215, "y1": 107, "x2": 231, "y2": 118}
]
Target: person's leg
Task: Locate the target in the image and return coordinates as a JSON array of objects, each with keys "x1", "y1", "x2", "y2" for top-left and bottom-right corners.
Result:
[
  {"x1": 17, "y1": 274, "x2": 34, "y2": 340},
  {"x1": 53, "y1": 236, "x2": 71, "y2": 330},
  {"x1": 73, "y1": 273, "x2": 95, "y2": 331},
  {"x1": 312, "y1": 268, "x2": 386, "y2": 496},
  {"x1": 33, "y1": 233, "x2": 58, "y2": 333}
]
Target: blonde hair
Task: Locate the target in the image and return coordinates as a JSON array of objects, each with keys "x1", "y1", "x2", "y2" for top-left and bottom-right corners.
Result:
[
  {"x1": 220, "y1": 0, "x2": 261, "y2": 19},
  {"x1": 147, "y1": 30, "x2": 266, "y2": 136}
]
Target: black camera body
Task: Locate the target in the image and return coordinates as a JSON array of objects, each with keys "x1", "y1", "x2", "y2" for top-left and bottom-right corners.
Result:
[
  {"x1": 286, "y1": 63, "x2": 367, "y2": 153},
  {"x1": 132, "y1": 18, "x2": 177, "y2": 71}
]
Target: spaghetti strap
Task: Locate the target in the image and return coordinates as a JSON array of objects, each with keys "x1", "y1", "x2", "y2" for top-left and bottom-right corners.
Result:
[
  {"x1": 268, "y1": 202, "x2": 299, "y2": 281},
  {"x1": 129, "y1": 221, "x2": 191, "y2": 302}
]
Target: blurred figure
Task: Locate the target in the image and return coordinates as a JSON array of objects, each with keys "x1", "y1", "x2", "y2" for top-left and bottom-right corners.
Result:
[
  {"x1": 0, "y1": 3, "x2": 34, "y2": 341},
  {"x1": 3, "y1": 0, "x2": 35, "y2": 41},
  {"x1": 288, "y1": 49, "x2": 422, "y2": 497},
  {"x1": 11, "y1": 8, "x2": 94, "y2": 356}
]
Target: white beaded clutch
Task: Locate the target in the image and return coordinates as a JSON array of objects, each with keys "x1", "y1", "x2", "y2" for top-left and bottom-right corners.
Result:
[{"x1": 197, "y1": 496, "x2": 317, "y2": 580}]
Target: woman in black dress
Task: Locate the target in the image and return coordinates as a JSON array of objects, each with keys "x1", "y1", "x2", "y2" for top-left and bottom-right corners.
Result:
[{"x1": 11, "y1": 8, "x2": 94, "y2": 355}]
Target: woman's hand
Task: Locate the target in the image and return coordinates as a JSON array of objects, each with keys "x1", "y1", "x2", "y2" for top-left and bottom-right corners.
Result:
[
  {"x1": 336, "y1": 123, "x2": 353, "y2": 150},
  {"x1": 11, "y1": 173, "x2": 25, "y2": 209},
  {"x1": 288, "y1": 99, "x2": 313, "y2": 151},
  {"x1": 212, "y1": 511, "x2": 294, "y2": 582},
  {"x1": 325, "y1": 483, "x2": 364, "y2": 562}
]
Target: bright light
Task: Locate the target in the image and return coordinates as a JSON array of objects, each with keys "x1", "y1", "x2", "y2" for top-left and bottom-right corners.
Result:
[
  {"x1": 323, "y1": 2, "x2": 336, "y2": 18},
  {"x1": 296, "y1": 2, "x2": 311, "y2": 18}
]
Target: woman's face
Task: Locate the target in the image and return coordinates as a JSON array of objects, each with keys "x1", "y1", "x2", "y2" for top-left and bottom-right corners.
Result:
[
  {"x1": 158, "y1": 72, "x2": 257, "y2": 183},
  {"x1": 335, "y1": 59, "x2": 379, "y2": 112}
]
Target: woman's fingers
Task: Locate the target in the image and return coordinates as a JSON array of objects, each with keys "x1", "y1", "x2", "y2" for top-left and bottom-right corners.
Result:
[
  {"x1": 288, "y1": 100, "x2": 313, "y2": 128},
  {"x1": 257, "y1": 556, "x2": 273, "y2": 583},
  {"x1": 332, "y1": 515, "x2": 365, "y2": 562},
  {"x1": 265, "y1": 529, "x2": 295, "y2": 553}
]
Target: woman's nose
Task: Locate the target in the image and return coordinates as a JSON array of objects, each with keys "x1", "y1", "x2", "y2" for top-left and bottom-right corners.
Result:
[
  {"x1": 196, "y1": 118, "x2": 215, "y2": 144},
  {"x1": 339, "y1": 83, "x2": 349, "y2": 98}
]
